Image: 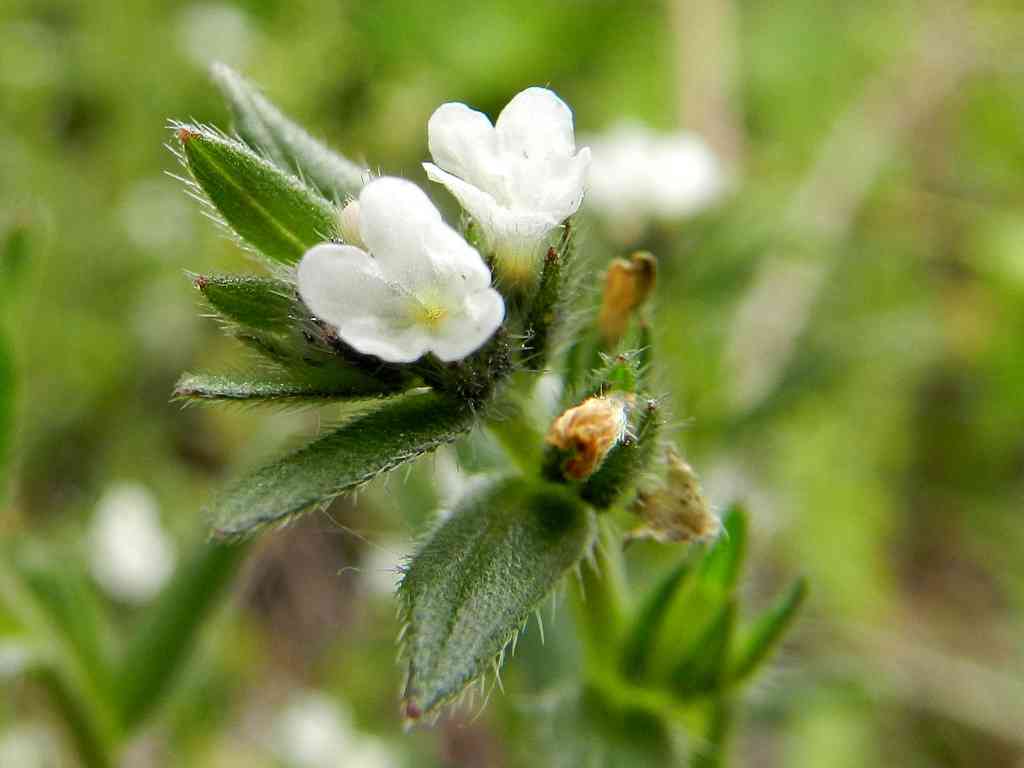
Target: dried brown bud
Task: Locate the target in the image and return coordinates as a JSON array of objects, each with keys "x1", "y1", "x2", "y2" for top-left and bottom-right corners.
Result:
[
  {"x1": 546, "y1": 395, "x2": 630, "y2": 480},
  {"x1": 630, "y1": 449, "x2": 720, "y2": 543},
  {"x1": 598, "y1": 251, "x2": 657, "y2": 344}
]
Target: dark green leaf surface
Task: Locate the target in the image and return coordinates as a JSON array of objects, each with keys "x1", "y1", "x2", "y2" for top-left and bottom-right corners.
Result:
[
  {"x1": 173, "y1": 371, "x2": 398, "y2": 404},
  {"x1": 399, "y1": 477, "x2": 595, "y2": 719},
  {"x1": 211, "y1": 392, "x2": 473, "y2": 536},
  {"x1": 194, "y1": 274, "x2": 296, "y2": 332},
  {"x1": 176, "y1": 123, "x2": 337, "y2": 265},
  {"x1": 729, "y1": 577, "x2": 807, "y2": 684},
  {"x1": 212, "y1": 64, "x2": 368, "y2": 201}
]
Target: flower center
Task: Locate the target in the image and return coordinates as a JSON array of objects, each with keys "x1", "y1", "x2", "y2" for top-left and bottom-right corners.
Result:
[{"x1": 412, "y1": 300, "x2": 449, "y2": 330}]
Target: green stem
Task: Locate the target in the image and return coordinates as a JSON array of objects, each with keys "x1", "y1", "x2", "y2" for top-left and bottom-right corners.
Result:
[
  {"x1": 486, "y1": 372, "x2": 546, "y2": 472},
  {"x1": 115, "y1": 537, "x2": 251, "y2": 731},
  {"x1": 571, "y1": 520, "x2": 629, "y2": 670},
  {"x1": 692, "y1": 698, "x2": 734, "y2": 768},
  {"x1": 0, "y1": 564, "x2": 120, "y2": 768}
]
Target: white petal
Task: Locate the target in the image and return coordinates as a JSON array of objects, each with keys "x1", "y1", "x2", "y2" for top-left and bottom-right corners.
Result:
[
  {"x1": 357, "y1": 177, "x2": 440, "y2": 283},
  {"x1": 495, "y1": 87, "x2": 575, "y2": 160},
  {"x1": 424, "y1": 163, "x2": 556, "y2": 249},
  {"x1": 536, "y1": 145, "x2": 590, "y2": 222},
  {"x1": 427, "y1": 102, "x2": 501, "y2": 191},
  {"x1": 297, "y1": 243, "x2": 422, "y2": 361},
  {"x1": 429, "y1": 287, "x2": 506, "y2": 362},
  {"x1": 420, "y1": 218, "x2": 493, "y2": 292}
]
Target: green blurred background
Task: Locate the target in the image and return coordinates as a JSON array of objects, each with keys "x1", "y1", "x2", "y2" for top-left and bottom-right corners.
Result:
[{"x1": 3, "y1": 0, "x2": 1024, "y2": 765}]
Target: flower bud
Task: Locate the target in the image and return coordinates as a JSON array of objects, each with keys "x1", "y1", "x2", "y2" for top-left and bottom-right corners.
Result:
[
  {"x1": 598, "y1": 251, "x2": 657, "y2": 345},
  {"x1": 336, "y1": 199, "x2": 365, "y2": 249},
  {"x1": 630, "y1": 449, "x2": 719, "y2": 543},
  {"x1": 545, "y1": 394, "x2": 630, "y2": 480}
]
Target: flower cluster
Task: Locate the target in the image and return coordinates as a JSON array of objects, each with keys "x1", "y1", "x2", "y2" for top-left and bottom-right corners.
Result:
[{"x1": 297, "y1": 87, "x2": 590, "y2": 365}]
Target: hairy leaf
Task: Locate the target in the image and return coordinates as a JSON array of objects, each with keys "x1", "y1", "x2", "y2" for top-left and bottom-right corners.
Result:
[
  {"x1": 212, "y1": 63, "x2": 368, "y2": 201},
  {"x1": 194, "y1": 274, "x2": 296, "y2": 332},
  {"x1": 175, "y1": 123, "x2": 337, "y2": 265},
  {"x1": 728, "y1": 577, "x2": 807, "y2": 684},
  {"x1": 399, "y1": 477, "x2": 595, "y2": 719},
  {"x1": 173, "y1": 371, "x2": 400, "y2": 404},
  {"x1": 211, "y1": 392, "x2": 473, "y2": 536}
]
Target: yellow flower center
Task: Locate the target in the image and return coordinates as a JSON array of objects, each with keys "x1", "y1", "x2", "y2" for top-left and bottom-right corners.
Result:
[{"x1": 413, "y1": 301, "x2": 449, "y2": 330}]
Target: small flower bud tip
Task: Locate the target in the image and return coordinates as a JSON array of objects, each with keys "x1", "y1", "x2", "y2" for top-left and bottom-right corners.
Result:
[
  {"x1": 336, "y1": 199, "x2": 365, "y2": 248},
  {"x1": 546, "y1": 395, "x2": 630, "y2": 480},
  {"x1": 403, "y1": 700, "x2": 422, "y2": 722},
  {"x1": 598, "y1": 251, "x2": 657, "y2": 344}
]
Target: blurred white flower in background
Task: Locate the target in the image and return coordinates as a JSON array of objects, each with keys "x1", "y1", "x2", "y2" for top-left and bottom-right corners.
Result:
[
  {"x1": 89, "y1": 483, "x2": 176, "y2": 605},
  {"x1": 584, "y1": 121, "x2": 726, "y2": 243},
  {"x1": 298, "y1": 177, "x2": 504, "y2": 363},
  {"x1": 424, "y1": 87, "x2": 591, "y2": 283},
  {"x1": 117, "y1": 178, "x2": 194, "y2": 253},
  {"x1": 0, "y1": 725, "x2": 60, "y2": 768},
  {"x1": 272, "y1": 691, "x2": 399, "y2": 768},
  {"x1": 176, "y1": 3, "x2": 255, "y2": 70}
]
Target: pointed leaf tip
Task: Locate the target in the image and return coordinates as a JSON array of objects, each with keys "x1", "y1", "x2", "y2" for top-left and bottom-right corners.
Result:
[
  {"x1": 728, "y1": 576, "x2": 808, "y2": 684},
  {"x1": 174, "y1": 123, "x2": 337, "y2": 265}
]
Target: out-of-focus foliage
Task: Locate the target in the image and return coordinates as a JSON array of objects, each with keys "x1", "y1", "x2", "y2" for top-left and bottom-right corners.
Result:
[{"x1": 2, "y1": 0, "x2": 1024, "y2": 766}]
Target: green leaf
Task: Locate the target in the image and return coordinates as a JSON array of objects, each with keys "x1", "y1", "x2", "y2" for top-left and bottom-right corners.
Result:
[
  {"x1": 115, "y1": 539, "x2": 249, "y2": 731},
  {"x1": 194, "y1": 274, "x2": 296, "y2": 332},
  {"x1": 646, "y1": 506, "x2": 746, "y2": 680},
  {"x1": 399, "y1": 477, "x2": 596, "y2": 719},
  {"x1": 581, "y1": 397, "x2": 661, "y2": 509},
  {"x1": 173, "y1": 371, "x2": 401, "y2": 405},
  {"x1": 620, "y1": 554, "x2": 697, "y2": 681},
  {"x1": 211, "y1": 392, "x2": 473, "y2": 536},
  {"x1": 728, "y1": 577, "x2": 807, "y2": 684},
  {"x1": 670, "y1": 599, "x2": 736, "y2": 698},
  {"x1": 175, "y1": 123, "x2": 337, "y2": 265},
  {"x1": 0, "y1": 560, "x2": 120, "y2": 768},
  {"x1": 11, "y1": 553, "x2": 113, "y2": 697},
  {"x1": 698, "y1": 504, "x2": 748, "y2": 591},
  {"x1": 212, "y1": 63, "x2": 368, "y2": 201}
]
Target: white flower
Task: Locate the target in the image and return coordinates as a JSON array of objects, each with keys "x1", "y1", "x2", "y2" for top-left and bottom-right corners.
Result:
[
  {"x1": 297, "y1": 177, "x2": 504, "y2": 363},
  {"x1": 89, "y1": 483, "x2": 176, "y2": 605},
  {"x1": 423, "y1": 87, "x2": 591, "y2": 284},
  {"x1": 585, "y1": 121, "x2": 725, "y2": 242},
  {"x1": 272, "y1": 691, "x2": 401, "y2": 768}
]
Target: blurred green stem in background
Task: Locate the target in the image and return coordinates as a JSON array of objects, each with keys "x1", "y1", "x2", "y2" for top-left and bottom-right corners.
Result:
[{"x1": 1, "y1": 537, "x2": 250, "y2": 767}]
